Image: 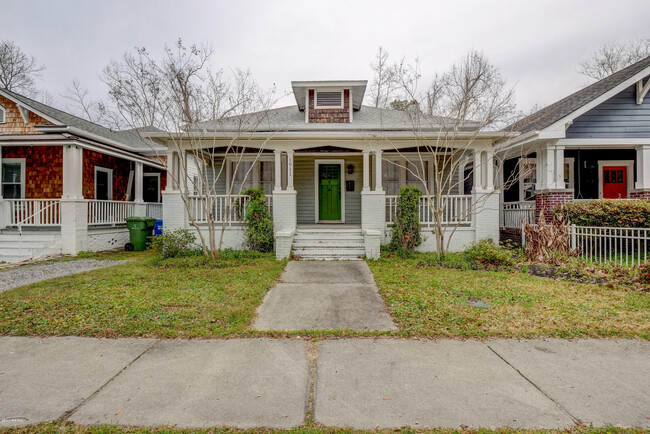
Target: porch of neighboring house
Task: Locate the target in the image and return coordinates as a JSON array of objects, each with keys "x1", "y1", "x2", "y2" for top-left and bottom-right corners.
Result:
[
  {"x1": 499, "y1": 143, "x2": 650, "y2": 241},
  {"x1": 163, "y1": 144, "x2": 500, "y2": 259},
  {"x1": 0, "y1": 144, "x2": 165, "y2": 262}
]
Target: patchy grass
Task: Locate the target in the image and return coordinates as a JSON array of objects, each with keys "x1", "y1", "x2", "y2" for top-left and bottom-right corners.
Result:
[
  {"x1": 368, "y1": 253, "x2": 650, "y2": 340},
  {"x1": 0, "y1": 423, "x2": 647, "y2": 434},
  {"x1": 0, "y1": 250, "x2": 286, "y2": 338}
]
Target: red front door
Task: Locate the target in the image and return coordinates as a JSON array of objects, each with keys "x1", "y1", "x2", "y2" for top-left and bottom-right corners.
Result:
[{"x1": 602, "y1": 166, "x2": 627, "y2": 199}]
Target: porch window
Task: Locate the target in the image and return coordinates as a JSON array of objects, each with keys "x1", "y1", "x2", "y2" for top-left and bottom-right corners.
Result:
[
  {"x1": 564, "y1": 158, "x2": 575, "y2": 190},
  {"x1": 94, "y1": 167, "x2": 113, "y2": 200},
  {"x1": 0, "y1": 105, "x2": 5, "y2": 123},
  {"x1": 406, "y1": 160, "x2": 429, "y2": 194},
  {"x1": 230, "y1": 160, "x2": 254, "y2": 194},
  {"x1": 260, "y1": 161, "x2": 274, "y2": 194},
  {"x1": 1, "y1": 159, "x2": 25, "y2": 199},
  {"x1": 519, "y1": 158, "x2": 536, "y2": 201},
  {"x1": 382, "y1": 160, "x2": 400, "y2": 195}
]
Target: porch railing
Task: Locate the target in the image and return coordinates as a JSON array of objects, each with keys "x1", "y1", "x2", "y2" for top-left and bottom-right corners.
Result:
[
  {"x1": 145, "y1": 202, "x2": 163, "y2": 220},
  {"x1": 88, "y1": 200, "x2": 135, "y2": 225},
  {"x1": 501, "y1": 201, "x2": 535, "y2": 228},
  {"x1": 8, "y1": 199, "x2": 61, "y2": 226},
  {"x1": 187, "y1": 194, "x2": 273, "y2": 225},
  {"x1": 386, "y1": 195, "x2": 473, "y2": 226}
]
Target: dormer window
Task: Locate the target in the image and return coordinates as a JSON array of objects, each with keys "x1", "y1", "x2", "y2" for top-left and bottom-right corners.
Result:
[
  {"x1": 315, "y1": 90, "x2": 344, "y2": 109},
  {"x1": 0, "y1": 105, "x2": 5, "y2": 123}
]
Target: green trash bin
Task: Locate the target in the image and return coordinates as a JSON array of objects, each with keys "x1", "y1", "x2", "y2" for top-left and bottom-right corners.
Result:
[{"x1": 125, "y1": 217, "x2": 157, "y2": 251}]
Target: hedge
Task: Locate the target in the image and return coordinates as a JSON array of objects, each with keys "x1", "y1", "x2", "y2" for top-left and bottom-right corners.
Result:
[{"x1": 553, "y1": 199, "x2": 650, "y2": 228}]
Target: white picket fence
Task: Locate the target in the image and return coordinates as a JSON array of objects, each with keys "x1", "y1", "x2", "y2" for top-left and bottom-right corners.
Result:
[
  {"x1": 187, "y1": 195, "x2": 273, "y2": 225},
  {"x1": 386, "y1": 195, "x2": 473, "y2": 226},
  {"x1": 7, "y1": 199, "x2": 61, "y2": 226},
  {"x1": 571, "y1": 225, "x2": 650, "y2": 267},
  {"x1": 87, "y1": 200, "x2": 135, "y2": 225},
  {"x1": 501, "y1": 201, "x2": 535, "y2": 228}
]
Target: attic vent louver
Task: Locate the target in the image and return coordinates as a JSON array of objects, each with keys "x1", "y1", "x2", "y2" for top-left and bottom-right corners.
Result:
[{"x1": 315, "y1": 90, "x2": 343, "y2": 108}]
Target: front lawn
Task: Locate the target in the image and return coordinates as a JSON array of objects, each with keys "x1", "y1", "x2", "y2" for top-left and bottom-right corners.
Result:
[
  {"x1": 368, "y1": 253, "x2": 650, "y2": 339},
  {"x1": 0, "y1": 251, "x2": 286, "y2": 338}
]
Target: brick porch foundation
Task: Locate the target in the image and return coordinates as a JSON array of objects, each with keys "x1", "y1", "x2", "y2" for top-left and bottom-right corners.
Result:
[
  {"x1": 535, "y1": 190, "x2": 574, "y2": 223},
  {"x1": 630, "y1": 190, "x2": 650, "y2": 199}
]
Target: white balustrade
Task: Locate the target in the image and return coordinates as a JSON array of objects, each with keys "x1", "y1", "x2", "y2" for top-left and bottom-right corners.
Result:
[
  {"x1": 187, "y1": 195, "x2": 273, "y2": 225},
  {"x1": 87, "y1": 200, "x2": 135, "y2": 225},
  {"x1": 501, "y1": 201, "x2": 535, "y2": 228},
  {"x1": 8, "y1": 199, "x2": 61, "y2": 226},
  {"x1": 386, "y1": 195, "x2": 473, "y2": 226}
]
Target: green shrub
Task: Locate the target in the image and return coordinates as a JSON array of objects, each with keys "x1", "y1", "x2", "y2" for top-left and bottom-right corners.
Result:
[
  {"x1": 150, "y1": 229, "x2": 197, "y2": 259},
  {"x1": 639, "y1": 263, "x2": 650, "y2": 285},
  {"x1": 388, "y1": 185, "x2": 422, "y2": 252},
  {"x1": 243, "y1": 187, "x2": 274, "y2": 253},
  {"x1": 554, "y1": 199, "x2": 650, "y2": 228},
  {"x1": 464, "y1": 239, "x2": 518, "y2": 268}
]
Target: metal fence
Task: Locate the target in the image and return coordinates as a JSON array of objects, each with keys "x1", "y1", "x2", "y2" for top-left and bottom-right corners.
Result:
[{"x1": 570, "y1": 225, "x2": 650, "y2": 267}]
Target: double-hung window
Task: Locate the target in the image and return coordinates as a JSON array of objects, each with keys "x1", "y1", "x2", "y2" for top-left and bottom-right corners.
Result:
[{"x1": 1, "y1": 159, "x2": 25, "y2": 199}]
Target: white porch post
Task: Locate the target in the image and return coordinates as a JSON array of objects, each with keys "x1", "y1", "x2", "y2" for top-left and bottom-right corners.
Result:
[
  {"x1": 272, "y1": 148, "x2": 296, "y2": 259},
  {"x1": 473, "y1": 150, "x2": 483, "y2": 191},
  {"x1": 61, "y1": 144, "x2": 87, "y2": 254},
  {"x1": 634, "y1": 145, "x2": 650, "y2": 191},
  {"x1": 274, "y1": 150, "x2": 282, "y2": 192},
  {"x1": 162, "y1": 149, "x2": 187, "y2": 231},
  {"x1": 133, "y1": 162, "x2": 147, "y2": 217},
  {"x1": 0, "y1": 145, "x2": 5, "y2": 230},
  {"x1": 485, "y1": 150, "x2": 495, "y2": 191},
  {"x1": 472, "y1": 147, "x2": 498, "y2": 242},
  {"x1": 374, "y1": 150, "x2": 383, "y2": 192},
  {"x1": 362, "y1": 150, "x2": 370, "y2": 191},
  {"x1": 554, "y1": 145, "x2": 565, "y2": 189}
]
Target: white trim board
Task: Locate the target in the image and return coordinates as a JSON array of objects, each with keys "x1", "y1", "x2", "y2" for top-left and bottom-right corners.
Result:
[
  {"x1": 143, "y1": 172, "x2": 161, "y2": 202},
  {"x1": 597, "y1": 160, "x2": 634, "y2": 198},
  {"x1": 314, "y1": 159, "x2": 346, "y2": 223},
  {"x1": 94, "y1": 166, "x2": 114, "y2": 200},
  {"x1": 1, "y1": 158, "x2": 26, "y2": 199}
]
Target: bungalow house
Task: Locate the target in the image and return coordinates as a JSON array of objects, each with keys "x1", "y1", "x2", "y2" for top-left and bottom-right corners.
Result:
[
  {"x1": 498, "y1": 55, "x2": 650, "y2": 239},
  {"x1": 0, "y1": 88, "x2": 166, "y2": 262},
  {"x1": 147, "y1": 80, "x2": 506, "y2": 260}
]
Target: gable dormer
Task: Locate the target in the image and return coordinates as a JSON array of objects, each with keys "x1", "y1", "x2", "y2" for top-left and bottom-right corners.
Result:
[{"x1": 292, "y1": 80, "x2": 367, "y2": 124}]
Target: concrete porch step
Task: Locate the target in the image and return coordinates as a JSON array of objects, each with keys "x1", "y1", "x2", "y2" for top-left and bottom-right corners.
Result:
[
  {"x1": 0, "y1": 234, "x2": 58, "y2": 242},
  {"x1": 293, "y1": 240, "x2": 365, "y2": 248},
  {"x1": 292, "y1": 228, "x2": 366, "y2": 261},
  {"x1": 0, "y1": 241, "x2": 53, "y2": 249}
]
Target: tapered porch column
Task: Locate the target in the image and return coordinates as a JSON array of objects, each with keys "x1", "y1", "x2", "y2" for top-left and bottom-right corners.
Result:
[
  {"x1": 362, "y1": 150, "x2": 370, "y2": 191},
  {"x1": 61, "y1": 144, "x2": 87, "y2": 254}
]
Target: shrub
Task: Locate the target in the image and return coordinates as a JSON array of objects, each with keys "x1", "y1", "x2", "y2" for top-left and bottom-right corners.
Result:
[
  {"x1": 150, "y1": 229, "x2": 197, "y2": 259},
  {"x1": 639, "y1": 263, "x2": 650, "y2": 285},
  {"x1": 464, "y1": 239, "x2": 518, "y2": 268},
  {"x1": 243, "y1": 187, "x2": 274, "y2": 253},
  {"x1": 388, "y1": 185, "x2": 422, "y2": 252},
  {"x1": 554, "y1": 199, "x2": 650, "y2": 228}
]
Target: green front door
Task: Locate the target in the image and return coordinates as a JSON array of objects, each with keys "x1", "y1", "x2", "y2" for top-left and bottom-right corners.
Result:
[{"x1": 319, "y1": 164, "x2": 341, "y2": 221}]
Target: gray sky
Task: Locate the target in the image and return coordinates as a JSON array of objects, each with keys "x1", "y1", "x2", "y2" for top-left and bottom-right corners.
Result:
[{"x1": 3, "y1": 0, "x2": 650, "y2": 114}]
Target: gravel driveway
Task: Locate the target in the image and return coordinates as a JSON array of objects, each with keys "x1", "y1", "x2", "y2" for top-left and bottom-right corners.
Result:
[{"x1": 0, "y1": 259, "x2": 128, "y2": 293}]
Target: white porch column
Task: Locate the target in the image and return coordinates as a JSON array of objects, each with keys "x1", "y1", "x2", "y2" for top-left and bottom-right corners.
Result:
[
  {"x1": 274, "y1": 150, "x2": 282, "y2": 191},
  {"x1": 374, "y1": 150, "x2": 383, "y2": 192},
  {"x1": 0, "y1": 145, "x2": 3, "y2": 200},
  {"x1": 362, "y1": 150, "x2": 370, "y2": 191},
  {"x1": 286, "y1": 150, "x2": 294, "y2": 191},
  {"x1": 134, "y1": 162, "x2": 144, "y2": 203},
  {"x1": 473, "y1": 150, "x2": 484, "y2": 191},
  {"x1": 485, "y1": 150, "x2": 495, "y2": 191},
  {"x1": 165, "y1": 150, "x2": 178, "y2": 191},
  {"x1": 554, "y1": 145, "x2": 565, "y2": 189},
  {"x1": 635, "y1": 145, "x2": 650, "y2": 190},
  {"x1": 543, "y1": 144, "x2": 556, "y2": 190},
  {"x1": 61, "y1": 144, "x2": 87, "y2": 255}
]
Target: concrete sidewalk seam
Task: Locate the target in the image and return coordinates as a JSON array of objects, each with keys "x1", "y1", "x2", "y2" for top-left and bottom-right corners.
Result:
[
  {"x1": 304, "y1": 341, "x2": 319, "y2": 425},
  {"x1": 60, "y1": 339, "x2": 160, "y2": 422},
  {"x1": 484, "y1": 342, "x2": 582, "y2": 425}
]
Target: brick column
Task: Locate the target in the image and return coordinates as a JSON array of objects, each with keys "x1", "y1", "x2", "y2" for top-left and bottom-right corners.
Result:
[{"x1": 534, "y1": 190, "x2": 574, "y2": 223}]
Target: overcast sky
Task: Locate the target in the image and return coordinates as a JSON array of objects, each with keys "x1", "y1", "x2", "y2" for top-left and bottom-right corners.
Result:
[{"x1": 3, "y1": 0, "x2": 650, "y2": 114}]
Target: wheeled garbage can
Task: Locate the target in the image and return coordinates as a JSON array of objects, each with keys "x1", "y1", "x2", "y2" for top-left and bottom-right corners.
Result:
[{"x1": 125, "y1": 217, "x2": 157, "y2": 251}]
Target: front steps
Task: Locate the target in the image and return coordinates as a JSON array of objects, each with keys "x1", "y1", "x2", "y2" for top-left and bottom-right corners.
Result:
[
  {"x1": 292, "y1": 227, "x2": 365, "y2": 260},
  {"x1": 0, "y1": 231, "x2": 62, "y2": 263}
]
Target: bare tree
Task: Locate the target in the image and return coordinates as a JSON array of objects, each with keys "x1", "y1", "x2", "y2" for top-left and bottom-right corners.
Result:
[
  {"x1": 101, "y1": 40, "x2": 281, "y2": 259},
  {"x1": 368, "y1": 46, "x2": 397, "y2": 108},
  {"x1": 580, "y1": 37, "x2": 650, "y2": 81},
  {"x1": 371, "y1": 50, "x2": 518, "y2": 259},
  {"x1": 0, "y1": 40, "x2": 45, "y2": 95}
]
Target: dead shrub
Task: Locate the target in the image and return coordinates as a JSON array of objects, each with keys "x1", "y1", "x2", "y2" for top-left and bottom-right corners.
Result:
[{"x1": 524, "y1": 213, "x2": 571, "y2": 262}]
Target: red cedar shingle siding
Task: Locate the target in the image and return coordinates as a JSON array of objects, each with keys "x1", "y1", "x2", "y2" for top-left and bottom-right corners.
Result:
[
  {"x1": 308, "y1": 89, "x2": 350, "y2": 123},
  {"x1": 0, "y1": 95, "x2": 53, "y2": 135},
  {"x1": 83, "y1": 149, "x2": 133, "y2": 200},
  {"x1": 2, "y1": 146, "x2": 63, "y2": 198}
]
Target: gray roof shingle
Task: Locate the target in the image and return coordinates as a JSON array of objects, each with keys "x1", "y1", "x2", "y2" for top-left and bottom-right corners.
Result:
[{"x1": 506, "y1": 55, "x2": 650, "y2": 134}]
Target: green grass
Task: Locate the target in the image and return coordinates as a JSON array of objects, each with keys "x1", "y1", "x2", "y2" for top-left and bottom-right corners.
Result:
[
  {"x1": 0, "y1": 423, "x2": 646, "y2": 434},
  {"x1": 368, "y1": 253, "x2": 650, "y2": 340},
  {"x1": 0, "y1": 251, "x2": 286, "y2": 338}
]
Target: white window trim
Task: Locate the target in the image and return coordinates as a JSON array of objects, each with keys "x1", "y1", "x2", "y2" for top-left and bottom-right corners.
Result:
[
  {"x1": 564, "y1": 158, "x2": 575, "y2": 191},
  {"x1": 314, "y1": 89, "x2": 344, "y2": 109},
  {"x1": 519, "y1": 158, "x2": 537, "y2": 202},
  {"x1": 143, "y1": 172, "x2": 161, "y2": 202},
  {"x1": 1, "y1": 158, "x2": 26, "y2": 199},
  {"x1": 314, "y1": 159, "x2": 346, "y2": 223},
  {"x1": 597, "y1": 160, "x2": 634, "y2": 199},
  {"x1": 94, "y1": 166, "x2": 113, "y2": 200},
  {"x1": 0, "y1": 104, "x2": 6, "y2": 124},
  {"x1": 225, "y1": 156, "x2": 274, "y2": 195}
]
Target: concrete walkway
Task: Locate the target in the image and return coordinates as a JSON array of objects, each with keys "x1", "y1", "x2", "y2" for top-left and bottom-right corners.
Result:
[
  {"x1": 253, "y1": 261, "x2": 396, "y2": 331},
  {"x1": 1, "y1": 337, "x2": 648, "y2": 429}
]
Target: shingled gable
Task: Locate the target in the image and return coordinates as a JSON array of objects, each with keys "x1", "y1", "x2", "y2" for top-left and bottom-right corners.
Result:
[{"x1": 506, "y1": 55, "x2": 650, "y2": 135}]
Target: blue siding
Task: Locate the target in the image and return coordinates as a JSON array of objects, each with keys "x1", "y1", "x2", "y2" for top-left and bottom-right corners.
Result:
[{"x1": 566, "y1": 83, "x2": 650, "y2": 138}]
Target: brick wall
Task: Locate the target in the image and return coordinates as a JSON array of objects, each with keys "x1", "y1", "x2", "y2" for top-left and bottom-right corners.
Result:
[
  {"x1": 535, "y1": 191, "x2": 573, "y2": 223},
  {"x1": 83, "y1": 149, "x2": 133, "y2": 200},
  {"x1": 630, "y1": 190, "x2": 650, "y2": 199},
  {"x1": 2, "y1": 146, "x2": 63, "y2": 198},
  {"x1": 308, "y1": 89, "x2": 350, "y2": 123}
]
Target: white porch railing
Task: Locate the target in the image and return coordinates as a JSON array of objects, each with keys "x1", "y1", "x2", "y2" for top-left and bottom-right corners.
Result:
[
  {"x1": 571, "y1": 225, "x2": 650, "y2": 267},
  {"x1": 8, "y1": 199, "x2": 61, "y2": 226},
  {"x1": 88, "y1": 200, "x2": 135, "y2": 225},
  {"x1": 501, "y1": 201, "x2": 535, "y2": 228},
  {"x1": 386, "y1": 195, "x2": 473, "y2": 226},
  {"x1": 145, "y1": 202, "x2": 163, "y2": 219},
  {"x1": 187, "y1": 194, "x2": 273, "y2": 225}
]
